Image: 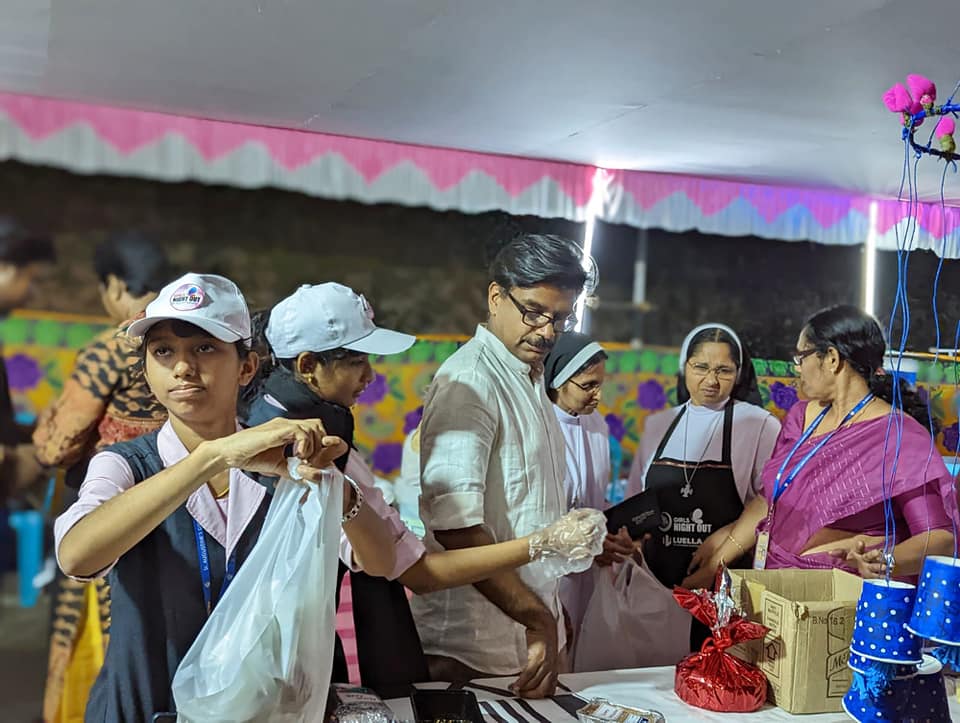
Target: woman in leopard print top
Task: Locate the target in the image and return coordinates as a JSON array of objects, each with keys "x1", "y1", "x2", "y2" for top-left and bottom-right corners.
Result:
[
  {"x1": 34, "y1": 327, "x2": 168, "y2": 470},
  {"x1": 34, "y1": 231, "x2": 171, "y2": 723}
]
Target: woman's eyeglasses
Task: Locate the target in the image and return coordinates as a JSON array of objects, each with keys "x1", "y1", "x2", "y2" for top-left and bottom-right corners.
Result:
[
  {"x1": 568, "y1": 378, "x2": 602, "y2": 394},
  {"x1": 686, "y1": 361, "x2": 737, "y2": 381},
  {"x1": 793, "y1": 348, "x2": 819, "y2": 366}
]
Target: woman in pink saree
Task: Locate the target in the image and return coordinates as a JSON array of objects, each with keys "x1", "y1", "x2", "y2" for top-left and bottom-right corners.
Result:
[{"x1": 685, "y1": 305, "x2": 958, "y2": 588}]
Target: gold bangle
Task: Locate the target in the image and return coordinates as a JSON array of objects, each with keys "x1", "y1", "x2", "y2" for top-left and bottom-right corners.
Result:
[{"x1": 727, "y1": 533, "x2": 746, "y2": 555}]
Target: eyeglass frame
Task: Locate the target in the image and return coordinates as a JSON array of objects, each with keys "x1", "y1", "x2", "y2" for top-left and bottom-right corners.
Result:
[
  {"x1": 792, "y1": 348, "x2": 819, "y2": 366},
  {"x1": 503, "y1": 289, "x2": 578, "y2": 333},
  {"x1": 685, "y1": 359, "x2": 738, "y2": 382},
  {"x1": 567, "y1": 377, "x2": 603, "y2": 395}
]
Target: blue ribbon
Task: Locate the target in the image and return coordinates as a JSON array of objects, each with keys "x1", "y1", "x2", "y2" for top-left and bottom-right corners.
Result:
[
  {"x1": 192, "y1": 518, "x2": 237, "y2": 616},
  {"x1": 771, "y1": 392, "x2": 874, "y2": 506}
]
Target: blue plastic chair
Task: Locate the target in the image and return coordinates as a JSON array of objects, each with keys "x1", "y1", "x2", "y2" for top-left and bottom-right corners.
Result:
[
  {"x1": 6, "y1": 466, "x2": 57, "y2": 608},
  {"x1": 4, "y1": 410, "x2": 58, "y2": 606},
  {"x1": 9, "y1": 509, "x2": 43, "y2": 607}
]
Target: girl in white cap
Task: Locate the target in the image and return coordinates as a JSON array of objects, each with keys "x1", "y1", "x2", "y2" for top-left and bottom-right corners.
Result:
[
  {"x1": 52, "y1": 273, "x2": 398, "y2": 721},
  {"x1": 246, "y1": 282, "x2": 603, "y2": 696}
]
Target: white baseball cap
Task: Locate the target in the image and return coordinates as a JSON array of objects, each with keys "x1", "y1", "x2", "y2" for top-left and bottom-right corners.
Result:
[
  {"x1": 127, "y1": 272, "x2": 251, "y2": 343},
  {"x1": 266, "y1": 283, "x2": 415, "y2": 358}
]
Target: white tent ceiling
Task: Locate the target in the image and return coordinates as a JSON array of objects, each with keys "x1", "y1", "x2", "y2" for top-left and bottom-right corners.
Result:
[{"x1": 3, "y1": 0, "x2": 960, "y2": 201}]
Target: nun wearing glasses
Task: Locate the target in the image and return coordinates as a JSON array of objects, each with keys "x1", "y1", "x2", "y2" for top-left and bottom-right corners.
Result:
[
  {"x1": 544, "y1": 332, "x2": 612, "y2": 513},
  {"x1": 627, "y1": 324, "x2": 780, "y2": 604},
  {"x1": 544, "y1": 333, "x2": 629, "y2": 658}
]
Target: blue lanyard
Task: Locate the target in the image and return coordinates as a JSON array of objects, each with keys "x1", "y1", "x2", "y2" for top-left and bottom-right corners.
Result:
[
  {"x1": 771, "y1": 393, "x2": 874, "y2": 506},
  {"x1": 192, "y1": 519, "x2": 237, "y2": 617}
]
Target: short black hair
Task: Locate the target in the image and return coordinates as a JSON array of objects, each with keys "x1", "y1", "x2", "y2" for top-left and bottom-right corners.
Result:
[
  {"x1": 94, "y1": 231, "x2": 172, "y2": 296},
  {"x1": 277, "y1": 348, "x2": 366, "y2": 374},
  {"x1": 489, "y1": 233, "x2": 587, "y2": 292},
  {"x1": 0, "y1": 217, "x2": 55, "y2": 267}
]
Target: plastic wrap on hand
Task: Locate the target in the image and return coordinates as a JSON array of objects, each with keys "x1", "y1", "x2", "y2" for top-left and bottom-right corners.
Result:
[
  {"x1": 527, "y1": 508, "x2": 607, "y2": 580},
  {"x1": 672, "y1": 567, "x2": 769, "y2": 713}
]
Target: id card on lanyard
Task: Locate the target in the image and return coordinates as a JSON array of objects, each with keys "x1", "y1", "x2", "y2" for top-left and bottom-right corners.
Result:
[
  {"x1": 192, "y1": 518, "x2": 237, "y2": 616},
  {"x1": 753, "y1": 393, "x2": 874, "y2": 570}
]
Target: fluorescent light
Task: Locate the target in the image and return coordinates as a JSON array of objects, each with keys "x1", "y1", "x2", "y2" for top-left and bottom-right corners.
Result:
[
  {"x1": 582, "y1": 213, "x2": 596, "y2": 267},
  {"x1": 575, "y1": 169, "x2": 608, "y2": 332}
]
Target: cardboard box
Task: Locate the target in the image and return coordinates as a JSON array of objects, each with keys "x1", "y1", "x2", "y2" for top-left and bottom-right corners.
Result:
[{"x1": 728, "y1": 569, "x2": 863, "y2": 715}]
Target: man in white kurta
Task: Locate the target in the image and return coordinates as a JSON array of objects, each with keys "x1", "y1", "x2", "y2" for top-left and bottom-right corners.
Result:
[{"x1": 411, "y1": 234, "x2": 589, "y2": 698}]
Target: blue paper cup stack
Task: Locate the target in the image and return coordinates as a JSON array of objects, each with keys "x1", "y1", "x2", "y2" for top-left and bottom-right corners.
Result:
[{"x1": 843, "y1": 579, "x2": 922, "y2": 722}]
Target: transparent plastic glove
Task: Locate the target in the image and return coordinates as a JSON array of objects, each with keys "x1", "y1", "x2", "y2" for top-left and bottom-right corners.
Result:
[{"x1": 528, "y1": 508, "x2": 606, "y2": 579}]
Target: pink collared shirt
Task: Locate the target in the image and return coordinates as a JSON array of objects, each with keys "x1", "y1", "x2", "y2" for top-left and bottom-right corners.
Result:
[
  {"x1": 54, "y1": 420, "x2": 268, "y2": 581},
  {"x1": 54, "y1": 417, "x2": 426, "y2": 583},
  {"x1": 339, "y1": 449, "x2": 426, "y2": 581},
  {"x1": 259, "y1": 393, "x2": 426, "y2": 581}
]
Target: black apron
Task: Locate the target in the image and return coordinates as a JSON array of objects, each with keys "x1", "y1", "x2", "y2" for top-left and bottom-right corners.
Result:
[{"x1": 642, "y1": 402, "x2": 746, "y2": 648}]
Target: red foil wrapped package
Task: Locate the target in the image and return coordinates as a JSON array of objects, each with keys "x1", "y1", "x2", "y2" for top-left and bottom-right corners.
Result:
[{"x1": 673, "y1": 568, "x2": 769, "y2": 713}]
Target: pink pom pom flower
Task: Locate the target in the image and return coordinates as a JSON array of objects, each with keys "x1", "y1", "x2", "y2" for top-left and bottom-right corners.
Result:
[
  {"x1": 907, "y1": 74, "x2": 937, "y2": 108},
  {"x1": 884, "y1": 83, "x2": 913, "y2": 112}
]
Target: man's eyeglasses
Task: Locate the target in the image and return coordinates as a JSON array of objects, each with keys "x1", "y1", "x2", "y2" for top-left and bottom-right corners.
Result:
[
  {"x1": 505, "y1": 290, "x2": 577, "y2": 333},
  {"x1": 568, "y1": 378, "x2": 602, "y2": 394},
  {"x1": 686, "y1": 361, "x2": 737, "y2": 382},
  {"x1": 793, "y1": 348, "x2": 819, "y2": 366}
]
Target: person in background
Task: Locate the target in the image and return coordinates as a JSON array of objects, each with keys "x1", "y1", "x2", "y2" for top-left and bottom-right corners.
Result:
[
  {"x1": 54, "y1": 272, "x2": 397, "y2": 720},
  {"x1": 690, "y1": 306, "x2": 958, "y2": 585},
  {"x1": 35, "y1": 231, "x2": 172, "y2": 479},
  {"x1": 542, "y1": 331, "x2": 632, "y2": 659},
  {"x1": 34, "y1": 231, "x2": 172, "y2": 723},
  {"x1": 245, "y1": 282, "x2": 589, "y2": 697},
  {"x1": 412, "y1": 234, "x2": 590, "y2": 698},
  {"x1": 628, "y1": 323, "x2": 780, "y2": 649},
  {"x1": 0, "y1": 217, "x2": 56, "y2": 506},
  {"x1": 392, "y1": 426, "x2": 423, "y2": 526}
]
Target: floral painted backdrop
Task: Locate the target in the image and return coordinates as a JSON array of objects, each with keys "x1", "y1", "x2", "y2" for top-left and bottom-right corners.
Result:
[{"x1": 4, "y1": 312, "x2": 960, "y2": 478}]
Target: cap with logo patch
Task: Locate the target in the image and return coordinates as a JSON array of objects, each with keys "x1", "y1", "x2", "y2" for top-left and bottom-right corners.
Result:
[
  {"x1": 126, "y1": 272, "x2": 251, "y2": 343},
  {"x1": 266, "y1": 282, "x2": 415, "y2": 358}
]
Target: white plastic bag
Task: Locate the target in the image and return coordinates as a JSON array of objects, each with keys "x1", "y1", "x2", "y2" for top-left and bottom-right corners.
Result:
[
  {"x1": 173, "y1": 476, "x2": 342, "y2": 722},
  {"x1": 574, "y1": 556, "x2": 691, "y2": 672}
]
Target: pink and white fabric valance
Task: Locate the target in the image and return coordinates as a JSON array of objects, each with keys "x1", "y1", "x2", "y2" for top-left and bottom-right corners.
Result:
[{"x1": 3, "y1": 91, "x2": 960, "y2": 257}]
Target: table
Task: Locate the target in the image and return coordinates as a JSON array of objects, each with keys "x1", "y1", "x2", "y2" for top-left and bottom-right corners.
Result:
[{"x1": 385, "y1": 667, "x2": 960, "y2": 722}]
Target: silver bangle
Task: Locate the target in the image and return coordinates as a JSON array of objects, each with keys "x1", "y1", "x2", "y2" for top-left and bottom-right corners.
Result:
[{"x1": 341, "y1": 474, "x2": 364, "y2": 524}]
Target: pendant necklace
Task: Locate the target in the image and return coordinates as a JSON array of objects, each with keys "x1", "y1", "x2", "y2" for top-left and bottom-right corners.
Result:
[{"x1": 680, "y1": 404, "x2": 723, "y2": 498}]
